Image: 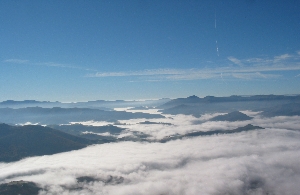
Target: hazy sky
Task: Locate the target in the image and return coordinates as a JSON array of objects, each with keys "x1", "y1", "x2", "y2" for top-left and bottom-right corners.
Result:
[{"x1": 1, "y1": 0, "x2": 299, "y2": 101}]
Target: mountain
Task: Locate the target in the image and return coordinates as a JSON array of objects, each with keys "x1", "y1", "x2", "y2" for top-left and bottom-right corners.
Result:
[
  {"x1": 184, "y1": 124, "x2": 263, "y2": 137},
  {"x1": 260, "y1": 103, "x2": 300, "y2": 117},
  {"x1": 160, "y1": 103, "x2": 230, "y2": 117},
  {"x1": 159, "y1": 95, "x2": 201, "y2": 109},
  {"x1": 0, "y1": 107, "x2": 164, "y2": 125},
  {"x1": 138, "y1": 121, "x2": 172, "y2": 125},
  {"x1": 0, "y1": 124, "x2": 94, "y2": 162},
  {"x1": 0, "y1": 175, "x2": 124, "y2": 195},
  {"x1": 160, "y1": 124, "x2": 264, "y2": 142},
  {"x1": 128, "y1": 106, "x2": 155, "y2": 110},
  {"x1": 209, "y1": 111, "x2": 253, "y2": 122},
  {"x1": 159, "y1": 95, "x2": 300, "y2": 109},
  {"x1": 48, "y1": 124, "x2": 124, "y2": 142},
  {"x1": 0, "y1": 181, "x2": 42, "y2": 195},
  {"x1": 49, "y1": 124, "x2": 125, "y2": 135},
  {"x1": 160, "y1": 104, "x2": 199, "y2": 116},
  {"x1": 159, "y1": 95, "x2": 300, "y2": 116},
  {"x1": 0, "y1": 98, "x2": 171, "y2": 109},
  {"x1": 77, "y1": 175, "x2": 124, "y2": 185}
]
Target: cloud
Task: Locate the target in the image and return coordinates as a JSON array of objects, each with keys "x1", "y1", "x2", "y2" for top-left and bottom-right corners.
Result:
[
  {"x1": 231, "y1": 72, "x2": 280, "y2": 80},
  {"x1": 252, "y1": 115, "x2": 300, "y2": 131},
  {"x1": 87, "y1": 69, "x2": 185, "y2": 78},
  {"x1": 74, "y1": 108, "x2": 300, "y2": 141},
  {"x1": 87, "y1": 52, "x2": 300, "y2": 81},
  {"x1": 4, "y1": 59, "x2": 29, "y2": 64},
  {"x1": 4, "y1": 59, "x2": 96, "y2": 71},
  {"x1": 116, "y1": 111, "x2": 300, "y2": 142},
  {"x1": 2, "y1": 110, "x2": 300, "y2": 195},
  {"x1": 1, "y1": 124, "x2": 300, "y2": 195},
  {"x1": 273, "y1": 53, "x2": 292, "y2": 63},
  {"x1": 228, "y1": 56, "x2": 244, "y2": 67},
  {"x1": 1, "y1": 112, "x2": 300, "y2": 194}
]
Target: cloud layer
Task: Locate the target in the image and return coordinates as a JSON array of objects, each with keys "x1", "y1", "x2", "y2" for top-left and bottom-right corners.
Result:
[
  {"x1": 117, "y1": 108, "x2": 300, "y2": 140},
  {"x1": 1, "y1": 113, "x2": 300, "y2": 195}
]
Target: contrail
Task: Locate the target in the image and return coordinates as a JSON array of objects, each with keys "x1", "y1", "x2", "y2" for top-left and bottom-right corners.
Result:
[
  {"x1": 215, "y1": 9, "x2": 219, "y2": 56},
  {"x1": 216, "y1": 40, "x2": 219, "y2": 57},
  {"x1": 215, "y1": 10, "x2": 217, "y2": 29}
]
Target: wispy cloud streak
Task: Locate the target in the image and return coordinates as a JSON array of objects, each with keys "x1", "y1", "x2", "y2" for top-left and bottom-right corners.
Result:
[
  {"x1": 3, "y1": 59, "x2": 96, "y2": 71},
  {"x1": 4, "y1": 59, "x2": 29, "y2": 64},
  {"x1": 87, "y1": 52, "x2": 300, "y2": 81},
  {"x1": 228, "y1": 56, "x2": 244, "y2": 67}
]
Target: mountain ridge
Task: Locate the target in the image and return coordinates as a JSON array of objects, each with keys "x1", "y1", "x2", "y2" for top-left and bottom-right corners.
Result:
[
  {"x1": 0, "y1": 124, "x2": 94, "y2": 162},
  {"x1": 209, "y1": 111, "x2": 253, "y2": 122}
]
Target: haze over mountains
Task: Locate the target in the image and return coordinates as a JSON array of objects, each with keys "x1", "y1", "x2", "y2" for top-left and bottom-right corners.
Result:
[
  {"x1": 159, "y1": 95, "x2": 300, "y2": 117},
  {"x1": 1, "y1": 95, "x2": 299, "y2": 125},
  {"x1": 0, "y1": 99, "x2": 170, "y2": 109},
  {"x1": 0, "y1": 107, "x2": 164, "y2": 125},
  {"x1": 1, "y1": 94, "x2": 300, "y2": 195}
]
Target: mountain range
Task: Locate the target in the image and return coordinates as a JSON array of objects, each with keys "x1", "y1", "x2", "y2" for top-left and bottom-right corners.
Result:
[
  {"x1": 159, "y1": 95, "x2": 300, "y2": 117},
  {"x1": 0, "y1": 98, "x2": 170, "y2": 109},
  {"x1": 0, "y1": 107, "x2": 164, "y2": 125},
  {"x1": 160, "y1": 124, "x2": 264, "y2": 143},
  {"x1": 209, "y1": 111, "x2": 253, "y2": 122},
  {"x1": 48, "y1": 124, "x2": 124, "y2": 142},
  {"x1": 0, "y1": 124, "x2": 93, "y2": 162},
  {"x1": 159, "y1": 95, "x2": 300, "y2": 109}
]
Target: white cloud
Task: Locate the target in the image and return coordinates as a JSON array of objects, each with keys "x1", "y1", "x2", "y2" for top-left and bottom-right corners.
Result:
[
  {"x1": 231, "y1": 72, "x2": 280, "y2": 80},
  {"x1": 228, "y1": 56, "x2": 244, "y2": 67},
  {"x1": 4, "y1": 59, "x2": 95, "y2": 71},
  {"x1": 4, "y1": 59, "x2": 29, "y2": 64},
  {"x1": 273, "y1": 53, "x2": 292, "y2": 62},
  {"x1": 70, "y1": 121, "x2": 113, "y2": 126},
  {"x1": 76, "y1": 110, "x2": 300, "y2": 140},
  {"x1": 89, "y1": 69, "x2": 182, "y2": 77},
  {"x1": 1, "y1": 125, "x2": 300, "y2": 195},
  {"x1": 1, "y1": 113, "x2": 300, "y2": 194},
  {"x1": 87, "y1": 52, "x2": 300, "y2": 81},
  {"x1": 252, "y1": 115, "x2": 300, "y2": 131}
]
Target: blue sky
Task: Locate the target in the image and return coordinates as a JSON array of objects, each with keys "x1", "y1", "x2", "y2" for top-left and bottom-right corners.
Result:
[{"x1": 0, "y1": 0, "x2": 300, "y2": 101}]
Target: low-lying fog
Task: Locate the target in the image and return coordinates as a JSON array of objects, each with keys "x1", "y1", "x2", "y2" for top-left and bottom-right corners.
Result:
[{"x1": 1, "y1": 109, "x2": 300, "y2": 195}]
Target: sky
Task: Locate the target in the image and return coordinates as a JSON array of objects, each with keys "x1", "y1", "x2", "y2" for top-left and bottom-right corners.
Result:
[{"x1": 0, "y1": 0, "x2": 300, "y2": 101}]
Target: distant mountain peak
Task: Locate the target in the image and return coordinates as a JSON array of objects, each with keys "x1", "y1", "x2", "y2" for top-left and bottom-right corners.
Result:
[
  {"x1": 210, "y1": 111, "x2": 253, "y2": 122},
  {"x1": 187, "y1": 95, "x2": 199, "y2": 99},
  {"x1": 203, "y1": 95, "x2": 215, "y2": 98}
]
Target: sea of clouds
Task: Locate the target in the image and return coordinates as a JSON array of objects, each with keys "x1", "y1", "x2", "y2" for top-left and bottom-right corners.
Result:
[{"x1": 1, "y1": 110, "x2": 300, "y2": 195}]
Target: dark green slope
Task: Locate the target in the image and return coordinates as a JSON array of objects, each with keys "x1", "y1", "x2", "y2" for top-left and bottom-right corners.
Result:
[
  {"x1": 209, "y1": 111, "x2": 253, "y2": 122},
  {"x1": 160, "y1": 124, "x2": 264, "y2": 142},
  {"x1": 49, "y1": 124, "x2": 125, "y2": 135},
  {"x1": 184, "y1": 124, "x2": 263, "y2": 137},
  {"x1": 0, "y1": 181, "x2": 42, "y2": 195},
  {"x1": 0, "y1": 124, "x2": 93, "y2": 162}
]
